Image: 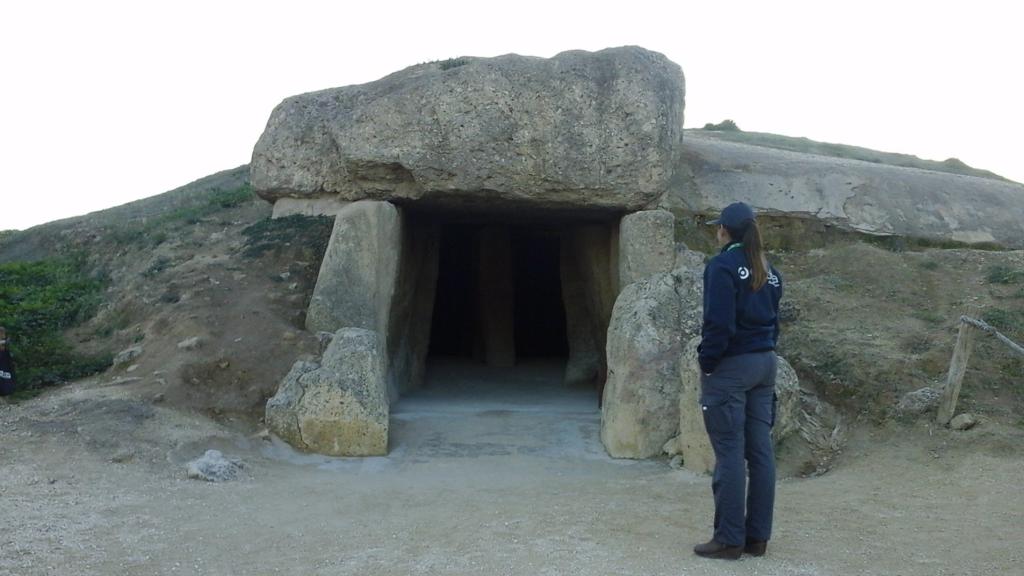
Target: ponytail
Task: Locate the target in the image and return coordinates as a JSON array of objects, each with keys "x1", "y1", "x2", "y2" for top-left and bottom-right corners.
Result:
[{"x1": 726, "y1": 221, "x2": 769, "y2": 291}]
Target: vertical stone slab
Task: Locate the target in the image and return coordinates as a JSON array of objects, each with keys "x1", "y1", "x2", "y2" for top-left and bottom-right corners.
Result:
[
  {"x1": 601, "y1": 272, "x2": 683, "y2": 458},
  {"x1": 570, "y1": 225, "x2": 618, "y2": 341},
  {"x1": 387, "y1": 220, "x2": 440, "y2": 399},
  {"x1": 618, "y1": 209, "x2": 675, "y2": 290},
  {"x1": 306, "y1": 200, "x2": 401, "y2": 341},
  {"x1": 478, "y1": 225, "x2": 516, "y2": 367},
  {"x1": 561, "y1": 238, "x2": 601, "y2": 386}
]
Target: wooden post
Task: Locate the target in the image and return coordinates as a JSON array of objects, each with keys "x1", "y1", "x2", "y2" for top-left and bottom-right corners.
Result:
[{"x1": 936, "y1": 319, "x2": 976, "y2": 426}]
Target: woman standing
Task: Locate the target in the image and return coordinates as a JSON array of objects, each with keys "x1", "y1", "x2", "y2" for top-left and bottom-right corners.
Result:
[
  {"x1": 693, "y1": 202, "x2": 783, "y2": 560},
  {"x1": 0, "y1": 327, "x2": 16, "y2": 397}
]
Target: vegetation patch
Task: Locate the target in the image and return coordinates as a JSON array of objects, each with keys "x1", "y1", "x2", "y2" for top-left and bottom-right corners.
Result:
[
  {"x1": 241, "y1": 215, "x2": 333, "y2": 260},
  {"x1": 986, "y1": 264, "x2": 1024, "y2": 285},
  {"x1": 0, "y1": 255, "x2": 111, "y2": 395},
  {"x1": 437, "y1": 57, "x2": 469, "y2": 71},
  {"x1": 105, "y1": 183, "x2": 254, "y2": 248},
  {"x1": 701, "y1": 119, "x2": 741, "y2": 131}
]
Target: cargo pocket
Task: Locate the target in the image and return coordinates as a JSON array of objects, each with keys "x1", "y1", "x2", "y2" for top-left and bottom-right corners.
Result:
[{"x1": 701, "y1": 395, "x2": 733, "y2": 436}]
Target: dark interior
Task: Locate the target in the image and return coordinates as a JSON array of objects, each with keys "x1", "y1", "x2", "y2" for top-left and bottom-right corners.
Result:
[
  {"x1": 512, "y1": 229, "x2": 568, "y2": 358},
  {"x1": 429, "y1": 225, "x2": 482, "y2": 358},
  {"x1": 428, "y1": 224, "x2": 569, "y2": 362}
]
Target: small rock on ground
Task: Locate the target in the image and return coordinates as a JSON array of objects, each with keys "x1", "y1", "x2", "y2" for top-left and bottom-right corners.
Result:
[
  {"x1": 896, "y1": 387, "x2": 941, "y2": 417},
  {"x1": 950, "y1": 413, "x2": 979, "y2": 431},
  {"x1": 186, "y1": 450, "x2": 244, "y2": 482}
]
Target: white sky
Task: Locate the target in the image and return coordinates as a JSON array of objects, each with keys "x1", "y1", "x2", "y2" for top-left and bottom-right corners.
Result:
[{"x1": 2, "y1": 0, "x2": 1022, "y2": 230}]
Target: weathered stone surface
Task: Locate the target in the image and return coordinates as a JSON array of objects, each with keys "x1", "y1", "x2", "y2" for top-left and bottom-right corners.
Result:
[
  {"x1": 618, "y1": 210, "x2": 675, "y2": 289},
  {"x1": 176, "y1": 336, "x2": 203, "y2": 351},
  {"x1": 386, "y1": 220, "x2": 440, "y2": 398},
  {"x1": 683, "y1": 132, "x2": 1024, "y2": 248},
  {"x1": 896, "y1": 386, "x2": 941, "y2": 417},
  {"x1": 672, "y1": 262, "x2": 704, "y2": 338},
  {"x1": 666, "y1": 336, "x2": 801, "y2": 474},
  {"x1": 252, "y1": 47, "x2": 685, "y2": 211},
  {"x1": 601, "y1": 272, "x2": 685, "y2": 458},
  {"x1": 674, "y1": 242, "x2": 706, "y2": 270},
  {"x1": 265, "y1": 328, "x2": 389, "y2": 456},
  {"x1": 306, "y1": 200, "x2": 401, "y2": 338},
  {"x1": 113, "y1": 345, "x2": 143, "y2": 367},
  {"x1": 186, "y1": 450, "x2": 244, "y2": 482},
  {"x1": 478, "y1": 226, "x2": 515, "y2": 367},
  {"x1": 566, "y1": 224, "x2": 619, "y2": 343},
  {"x1": 561, "y1": 237, "x2": 601, "y2": 386},
  {"x1": 271, "y1": 197, "x2": 350, "y2": 219},
  {"x1": 950, "y1": 412, "x2": 979, "y2": 431}
]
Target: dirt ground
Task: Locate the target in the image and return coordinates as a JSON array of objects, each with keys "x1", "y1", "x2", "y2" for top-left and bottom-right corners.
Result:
[{"x1": 3, "y1": 362, "x2": 1022, "y2": 576}]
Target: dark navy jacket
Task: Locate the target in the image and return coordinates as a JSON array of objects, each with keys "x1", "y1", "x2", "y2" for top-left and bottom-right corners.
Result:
[{"x1": 698, "y1": 242, "x2": 783, "y2": 374}]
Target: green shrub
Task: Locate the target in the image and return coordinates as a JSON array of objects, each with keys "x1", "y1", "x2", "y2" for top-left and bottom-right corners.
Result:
[
  {"x1": 982, "y1": 307, "x2": 1023, "y2": 337},
  {"x1": 702, "y1": 119, "x2": 741, "y2": 132},
  {"x1": 438, "y1": 58, "x2": 469, "y2": 71},
  {"x1": 0, "y1": 255, "x2": 111, "y2": 392},
  {"x1": 986, "y1": 264, "x2": 1024, "y2": 285}
]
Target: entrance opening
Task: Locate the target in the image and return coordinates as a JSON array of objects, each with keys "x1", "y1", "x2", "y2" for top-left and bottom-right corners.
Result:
[
  {"x1": 389, "y1": 208, "x2": 617, "y2": 415},
  {"x1": 389, "y1": 209, "x2": 619, "y2": 454}
]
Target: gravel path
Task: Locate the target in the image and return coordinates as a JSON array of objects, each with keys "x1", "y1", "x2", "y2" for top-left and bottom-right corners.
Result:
[{"x1": 2, "y1": 363, "x2": 1021, "y2": 576}]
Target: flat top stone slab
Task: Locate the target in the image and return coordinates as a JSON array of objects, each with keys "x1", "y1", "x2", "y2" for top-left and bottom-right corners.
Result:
[{"x1": 251, "y1": 46, "x2": 685, "y2": 211}]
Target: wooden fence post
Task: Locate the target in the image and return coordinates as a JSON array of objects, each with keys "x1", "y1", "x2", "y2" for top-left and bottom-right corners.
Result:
[{"x1": 936, "y1": 318, "x2": 976, "y2": 426}]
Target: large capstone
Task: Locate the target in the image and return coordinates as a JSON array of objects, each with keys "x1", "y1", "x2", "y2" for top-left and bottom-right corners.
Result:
[
  {"x1": 251, "y1": 46, "x2": 685, "y2": 211},
  {"x1": 265, "y1": 328, "x2": 389, "y2": 456}
]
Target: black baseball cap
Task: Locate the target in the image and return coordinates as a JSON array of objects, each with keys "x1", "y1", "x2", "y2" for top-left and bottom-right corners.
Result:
[{"x1": 707, "y1": 202, "x2": 756, "y2": 228}]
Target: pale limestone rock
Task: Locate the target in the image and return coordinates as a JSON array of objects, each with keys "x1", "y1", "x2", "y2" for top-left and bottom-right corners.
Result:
[
  {"x1": 265, "y1": 328, "x2": 389, "y2": 456},
  {"x1": 618, "y1": 210, "x2": 676, "y2": 290}
]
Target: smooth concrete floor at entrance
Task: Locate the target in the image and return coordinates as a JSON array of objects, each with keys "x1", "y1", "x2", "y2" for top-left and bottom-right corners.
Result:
[{"x1": 389, "y1": 360, "x2": 603, "y2": 459}]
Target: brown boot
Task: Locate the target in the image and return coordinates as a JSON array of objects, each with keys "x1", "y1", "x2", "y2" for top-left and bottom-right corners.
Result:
[
  {"x1": 745, "y1": 540, "x2": 768, "y2": 556},
  {"x1": 693, "y1": 539, "x2": 743, "y2": 560}
]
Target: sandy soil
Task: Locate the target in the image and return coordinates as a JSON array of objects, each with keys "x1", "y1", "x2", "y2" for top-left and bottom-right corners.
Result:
[{"x1": 2, "y1": 361, "x2": 1022, "y2": 576}]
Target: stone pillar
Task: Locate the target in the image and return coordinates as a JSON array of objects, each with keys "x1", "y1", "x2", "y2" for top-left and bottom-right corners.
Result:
[
  {"x1": 561, "y1": 238, "x2": 601, "y2": 386},
  {"x1": 570, "y1": 225, "x2": 618, "y2": 340},
  {"x1": 387, "y1": 220, "x2": 440, "y2": 400},
  {"x1": 478, "y1": 225, "x2": 516, "y2": 367},
  {"x1": 618, "y1": 209, "x2": 675, "y2": 290},
  {"x1": 306, "y1": 200, "x2": 401, "y2": 340}
]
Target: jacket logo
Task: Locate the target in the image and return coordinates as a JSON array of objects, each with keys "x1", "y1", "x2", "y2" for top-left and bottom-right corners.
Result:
[
  {"x1": 738, "y1": 267, "x2": 750, "y2": 280},
  {"x1": 768, "y1": 271, "x2": 780, "y2": 287}
]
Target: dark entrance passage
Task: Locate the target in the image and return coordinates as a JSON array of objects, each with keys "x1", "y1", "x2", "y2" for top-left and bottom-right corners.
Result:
[
  {"x1": 429, "y1": 225, "x2": 481, "y2": 358},
  {"x1": 512, "y1": 230, "x2": 568, "y2": 359},
  {"x1": 427, "y1": 224, "x2": 569, "y2": 365}
]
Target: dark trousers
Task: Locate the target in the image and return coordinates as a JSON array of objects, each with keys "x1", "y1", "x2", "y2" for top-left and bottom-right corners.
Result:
[{"x1": 700, "y1": 351, "x2": 777, "y2": 547}]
